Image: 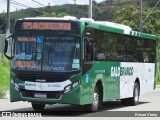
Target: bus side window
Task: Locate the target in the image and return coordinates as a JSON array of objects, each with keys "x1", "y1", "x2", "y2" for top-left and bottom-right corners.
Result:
[{"x1": 84, "y1": 38, "x2": 93, "y2": 62}]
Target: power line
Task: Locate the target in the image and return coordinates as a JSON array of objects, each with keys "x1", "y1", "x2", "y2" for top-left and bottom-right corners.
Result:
[
  {"x1": 0, "y1": 0, "x2": 7, "y2": 27},
  {"x1": 10, "y1": 0, "x2": 31, "y2": 8},
  {"x1": 0, "y1": 0, "x2": 21, "y2": 11},
  {"x1": 5, "y1": 0, "x2": 47, "y2": 13},
  {"x1": 31, "y1": 0, "x2": 45, "y2": 7},
  {"x1": 0, "y1": 0, "x2": 7, "y2": 12},
  {"x1": 142, "y1": 0, "x2": 160, "y2": 26},
  {"x1": 0, "y1": 19, "x2": 7, "y2": 28}
]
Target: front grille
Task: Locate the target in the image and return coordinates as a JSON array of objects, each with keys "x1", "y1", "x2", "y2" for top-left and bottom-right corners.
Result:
[
  {"x1": 18, "y1": 75, "x2": 67, "y2": 82},
  {"x1": 20, "y1": 90, "x2": 62, "y2": 99}
]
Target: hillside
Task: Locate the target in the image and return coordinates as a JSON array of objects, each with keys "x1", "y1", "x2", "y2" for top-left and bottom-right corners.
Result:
[{"x1": 0, "y1": 0, "x2": 159, "y2": 33}]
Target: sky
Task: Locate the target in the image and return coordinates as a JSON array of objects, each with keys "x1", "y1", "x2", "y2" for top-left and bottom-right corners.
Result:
[{"x1": 0, "y1": 0, "x2": 105, "y2": 13}]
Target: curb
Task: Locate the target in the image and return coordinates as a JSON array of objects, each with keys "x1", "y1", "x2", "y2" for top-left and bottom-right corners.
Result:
[
  {"x1": 5, "y1": 90, "x2": 10, "y2": 99},
  {"x1": 3, "y1": 89, "x2": 9, "y2": 99}
]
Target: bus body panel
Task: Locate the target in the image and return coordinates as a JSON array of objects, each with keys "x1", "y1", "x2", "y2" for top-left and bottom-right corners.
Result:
[
  {"x1": 82, "y1": 61, "x2": 121, "y2": 102},
  {"x1": 119, "y1": 63, "x2": 155, "y2": 99},
  {"x1": 10, "y1": 61, "x2": 156, "y2": 105}
]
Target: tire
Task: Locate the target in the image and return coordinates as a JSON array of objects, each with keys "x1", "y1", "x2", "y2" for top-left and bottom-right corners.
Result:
[
  {"x1": 87, "y1": 86, "x2": 100, "y2": 112},
  {"x1": 32, "y1": 103, "x2": 45, "y2": 111},
  {"x1": 130, "y1": 82, "x2": 140, "y2": 106},
  {"x1": 121, "y1": 82, "x2": 140, "y2": 106}
]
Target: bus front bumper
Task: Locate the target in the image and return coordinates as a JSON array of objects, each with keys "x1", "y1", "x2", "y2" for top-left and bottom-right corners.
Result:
[{"x1": 10, "y1": 84, "x2": 82, "y2": 105}]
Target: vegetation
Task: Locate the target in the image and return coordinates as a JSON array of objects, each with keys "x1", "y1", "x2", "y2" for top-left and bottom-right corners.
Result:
[
  {"x1": 1, "y1": 0, "x2": 160, "y2": 33},
  {"x1": 0, "y1": 53, "x2": 10, "y2": 99},
  {"x1": 114, "y1": 5, "x2": 160, "y2": 85},
  {"x1": 39, "y1": 12, "x2": 69, "y2": 17},
  {"x1": 0, "y1": 89, "x2": 5, "y2": 99},
  {"x1": 157, "y1": 79, "x2": 160, "y2": 86},
  {"x1": 0, "y1": 62, "x2": 10, "y2": 89},
  {"x1": 114, "y1": 5, "x2": 160, "y2": 38},
  {"x1": 157, "y1": 69, "x2": 160, "y2": 85}
]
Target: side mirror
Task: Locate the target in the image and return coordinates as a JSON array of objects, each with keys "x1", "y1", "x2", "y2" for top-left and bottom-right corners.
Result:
[
  {"x1": 4, "y1": 39, "x2": 8, "y2": 54},
  {"x1": 3, "y1": 34, "x2": 14, "y2": 60}
]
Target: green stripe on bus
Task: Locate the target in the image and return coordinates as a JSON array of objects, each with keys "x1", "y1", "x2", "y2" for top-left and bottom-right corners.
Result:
[{"x1": 140, "y1": 33, "x2": 156, "y2": 40}]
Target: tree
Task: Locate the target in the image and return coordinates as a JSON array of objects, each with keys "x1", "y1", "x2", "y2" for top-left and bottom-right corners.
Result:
[
  {"x1": 149, "y1": 0, "x2": 160, "y2": 7},
  {"x1": 39, "y1": 12, "x2": 56, "y2": 17},
  {"x1": 114, "y1": 5, "x2": 139, "y2": 30},
  {"x1": 114, "y1": 5, "x2": 160, "y2": 82},
  {"x1": 57, "y1": 12, "x2": 69, "y2": 17},
  {"x1": 114, "y1": 5, "x2": 160, "y2": 37},
  {"x1": 39, "y1": 12, "x2": 69, "y2": 17}
]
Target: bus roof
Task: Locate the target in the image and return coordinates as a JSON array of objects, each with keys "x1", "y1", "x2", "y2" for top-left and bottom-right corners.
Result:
[
  {"x1": 17, "y1": 16, "x2": 156, "y2": 40},
  {"x1": 83, "y1": 20, "x2": 156, "y2": 40},
  {"x1": 18, "y1": 16, "x2": 77, "y2": 21}
]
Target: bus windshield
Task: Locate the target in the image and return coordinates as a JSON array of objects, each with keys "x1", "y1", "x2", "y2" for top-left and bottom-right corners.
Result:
[{"x1": 11, "y1": 34, "x2": 80, "y2": 72}]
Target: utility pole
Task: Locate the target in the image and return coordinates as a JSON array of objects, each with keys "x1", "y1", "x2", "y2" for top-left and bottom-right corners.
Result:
[
  {"x1": 6, "y1": 0, "x2": 10, "y2": 38},
  {"x1": 140, "y1": 0, "x2": 143, "y2": 32},
  {"x1": 3, "y1": 0, "x2": 10, "y2": 61},
  {"x1": 142, "y1": 0, "x2": 160, "y2": 26},
  {"x1": 73, "y1": 0, "x2": 77, "y2": 5},
  {"x1": 89, "y1": 0, "x2": 92, "y2": 18}
]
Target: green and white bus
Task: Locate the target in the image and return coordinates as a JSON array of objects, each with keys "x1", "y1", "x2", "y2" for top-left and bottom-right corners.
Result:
[{"x1": 4, "y1": 16, "x2": 157, "y2": 112}]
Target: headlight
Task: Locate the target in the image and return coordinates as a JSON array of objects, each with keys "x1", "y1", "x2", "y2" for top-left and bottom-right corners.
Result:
[
  {"x1": 64, "y1": 81, "x2": 79, "y2": 93},
  {"x1": 72, "y1": 81, "x2": 79, "y2": 88},
  {"x1": 11, "y1": 79, "x2": 14, "y2": 85},
  {"x1": 64, "y1": 85, "x2": 72, "y2": 93},
  {"x1": 15, "y1": 83, "x2": 19, "y2": 91},
  {"x1": 10, "y1": 79, "x2": 19, "y2": 91}
]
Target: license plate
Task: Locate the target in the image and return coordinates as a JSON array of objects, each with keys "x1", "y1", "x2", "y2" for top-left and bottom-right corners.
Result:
[{"x1": 34, "y1": 93, "x2": 46, "y2": 98}]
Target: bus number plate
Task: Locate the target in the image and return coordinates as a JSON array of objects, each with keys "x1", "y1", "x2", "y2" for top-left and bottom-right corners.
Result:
[{"x1": 34, "y1": 93, "x2": 46, "y2": 98}]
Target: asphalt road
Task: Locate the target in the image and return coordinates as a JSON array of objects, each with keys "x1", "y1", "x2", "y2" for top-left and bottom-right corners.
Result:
[{"x1": 0, "y1": 88, "x2": 160, "y2": 117}]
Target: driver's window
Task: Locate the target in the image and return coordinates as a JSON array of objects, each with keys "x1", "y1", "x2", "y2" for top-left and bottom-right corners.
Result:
[
  {"x1": 84, "y1": 38, "x2": 93, "y2": 62},
  {"x1": 84, "y1": 28, "x2": 95, "y2": 63}
]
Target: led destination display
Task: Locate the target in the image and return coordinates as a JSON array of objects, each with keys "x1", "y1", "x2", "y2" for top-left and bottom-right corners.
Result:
[{"x1": 23, "y1": 22, "x2": 71, "y2": 30}]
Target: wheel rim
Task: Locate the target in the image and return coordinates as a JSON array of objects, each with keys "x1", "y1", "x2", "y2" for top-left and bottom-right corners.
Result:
[
  {"x1": 93, "y1": 91, "x2": 99, "y2": 107},
  {"x1": 134, "y1": 87, "x2": 139, "y2": 102}
]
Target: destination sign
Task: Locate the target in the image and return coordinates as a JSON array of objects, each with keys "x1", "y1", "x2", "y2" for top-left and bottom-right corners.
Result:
[
  {"x1": 23, "y1": 22, "x2": 71, "y2": 30},
  {"x1": 16, "y1": 60, "x2": 36, "y2": 68},
  {"x1": 17, "y1": 37, "x2": 36, "y2": 42}
]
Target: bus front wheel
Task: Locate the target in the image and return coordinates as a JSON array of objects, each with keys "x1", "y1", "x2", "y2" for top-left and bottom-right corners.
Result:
[
  {"x1": 87, "y1": 86, "x2": 100, "y2": 112},
  {"x1": 31, "y1": 103, "x2": 45, "y2": 111}
]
